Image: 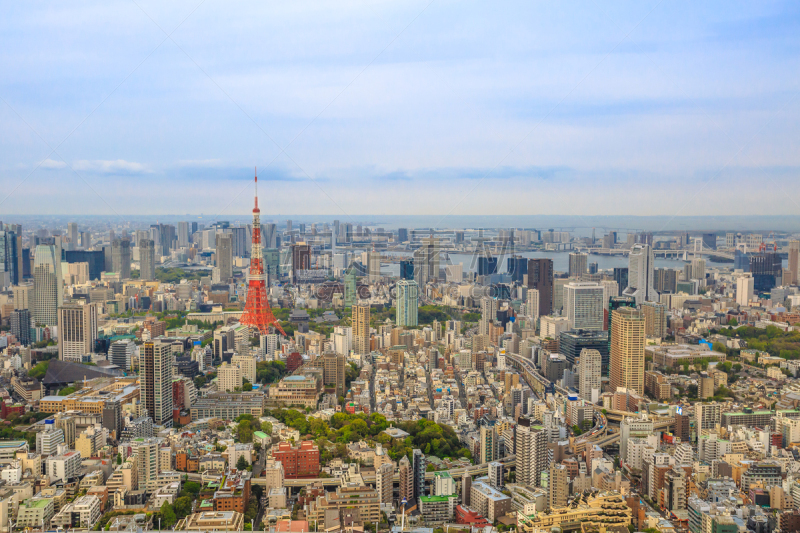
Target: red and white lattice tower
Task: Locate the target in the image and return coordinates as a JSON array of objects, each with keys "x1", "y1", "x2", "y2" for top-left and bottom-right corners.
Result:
[{"x1": 240, "y1": 169, "x2": 286, "y2": 336}]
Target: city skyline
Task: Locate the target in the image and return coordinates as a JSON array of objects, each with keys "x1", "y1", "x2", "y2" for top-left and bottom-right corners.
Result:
[{"x1": 2, "y1": 2, "x2": 799, "y2": 216}]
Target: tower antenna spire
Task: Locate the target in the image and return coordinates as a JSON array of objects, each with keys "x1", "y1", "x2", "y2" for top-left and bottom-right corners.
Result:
[{"x1": 239, "y1": 166, "x2": 286, "y2": 336}]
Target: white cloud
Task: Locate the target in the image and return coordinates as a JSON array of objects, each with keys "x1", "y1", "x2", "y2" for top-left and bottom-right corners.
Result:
[
  {"x1": 177, "y1": 159, "x2": 223, "y2": 167},
  {"x1": 72, "y1": 159, "x2": 150, "y2": 174},
  {"x1": 40, "y1": 158, "x2": 67, "y2": 170}
]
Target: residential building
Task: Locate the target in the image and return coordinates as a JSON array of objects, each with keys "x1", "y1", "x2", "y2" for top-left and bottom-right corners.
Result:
[
  {"x1": 141, "y1": 340, "x2": 174, "y2": 426},
  {"x1": 271, "y1": 441, "x2": 319, "y2": 479},
  {"x1": 218, "y1": 362, "x2": 243, "y2": 392},
  {"x1": 610, "y1": 307, "x2": 645, "y2": 395},
  {"x1": 396, "y1": 280, "x2": 419, "y2": 327},
  {"x1": 578, "y1": 348, "x2": 601, "y2": 403},
  {"x1": 470, "y1": 481, "x2": 511, "y2": 522}
]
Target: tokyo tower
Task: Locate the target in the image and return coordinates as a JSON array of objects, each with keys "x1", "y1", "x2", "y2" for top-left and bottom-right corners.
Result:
[{"x1": 240, "y1": 169, "x2": 287, "y2": 336}]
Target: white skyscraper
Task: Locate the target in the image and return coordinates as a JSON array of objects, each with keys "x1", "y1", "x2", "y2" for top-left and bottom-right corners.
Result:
[
  {"x1": 57, "y1": 303, "x2": 98, "y2": 362},
  {"x1": 516, "y1": 422, "x2": 548, "y2": 487},
  {"x1": 578, "y1": 348, "x2": 601, "y2": 403},
  {"x1": 479, "y1": 297, "x2": 498, "y2": 336},
  {"x1": 563, "y1": 282, "x2": 604, "y2": 331},
  {"x1": 623, "y1": 244, "x2": 658, "y2": 305},
  {"x1": 33, "y1": 245, "x2": 64, "y2": 327},
  {"x1": 736, "y1": 274, "x2": 754, "y2": 306},
  {"x1": 396, "y1": 280, "x2": 420, "y2": 327}
]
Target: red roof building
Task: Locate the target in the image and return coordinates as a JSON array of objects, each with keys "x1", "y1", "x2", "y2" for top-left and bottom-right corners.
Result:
[
  {"x1": 272, "y1": 441, "x2": 320, "y2": 479},
  {"x1": 455, "y1": 505, "x2": 491, "y2": 528}
]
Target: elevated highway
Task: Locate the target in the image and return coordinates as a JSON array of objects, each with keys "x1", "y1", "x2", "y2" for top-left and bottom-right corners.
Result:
[{"x1": 504, "y1": 353, "x2": 678, "y2": 449}]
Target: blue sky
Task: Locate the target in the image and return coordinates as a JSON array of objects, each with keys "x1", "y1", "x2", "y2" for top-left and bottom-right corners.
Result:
[{"x1": 1, "y1": 1, "x2": 799, "y2": 217}]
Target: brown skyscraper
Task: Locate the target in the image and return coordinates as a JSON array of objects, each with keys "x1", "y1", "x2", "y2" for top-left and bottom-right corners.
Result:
[
  {"x1": 353, "y1": 304, "x2": 371, "y2": 355},
  {"x1": 610, "y1": 306, "x2": 645, "y2": 395},
  {"x1": 291, "y1": 242, "x2": 311, "y2": 283},
  {"x1": 527, "y1": 259, "x2": 553, "y2": 316},
  {"x1": 789, "y1": 240, "x2": 799, "y2": 286}
]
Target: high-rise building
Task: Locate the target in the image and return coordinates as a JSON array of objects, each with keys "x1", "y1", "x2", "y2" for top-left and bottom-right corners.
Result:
[
  {"x1": 10, "y1": 309, "x2": 31, "y2": 346},
  {"x1": 218, "y1": 362, "x2": 242, "y2": 392},
  {"x1": 613, "y1": 267, "x2": 628, "y2": 295},
  {"x1": 0, "y1": 229, "x2": 19, "y2": 288},
  {"x1": 654, "y1": 268, "x2": 678, "y2": 294},
  {"x1": 789, "y1": 240, "x2": 799, "y2": 286},
  {"x1": 701, "y1": 233, "x2": 717, "y2": 250},
  {"x1": 368, "y1": 248, "x2": 381, "y2": 282},
  {"x1": 109, "y1": 339, "x2": 135, "y2": 371},
  {"x1": 515, "y1": 421, "x2": 547, "y2": 487},
  {"x1": 642, "y1": 301, "x2": 668, "y2": 338},
  {"x1": 67, "y1": 223, "x2": 79, "y2": 247},
  {"x1": 33, "y1": 245, "x2": 63, "y2": 327},
  {"x1": 414, "y1": 236, "x2": 440, "y2": 286},
  {"x1": 321, "y1": 351, "x2": 346, "y2": 396},
  {"x1": 399, "y1": 456, "x2": 413, "y2": 504},
  {"x1": 736, "y1": 274, "x2": 754, "y2": 306},
  {"x1": 215, "y1": 233, "x2": 233, "y2": 281},
  {"x1": 477, "y1": 256, "x2": 498, "y2": 276},
  {"x1": 563, "y1": 282, "x2": 604, "y2": 331},
  {"x1": 291, "y1": 243, "x2": 311, "y2": 284},
  {"x1": 141, "y1": 340, "x2": 174, "y2": 427},
  {"x1": 57, "y1": 303, "x2": 98, "y2": 363},
  {"x1": 610, "y1": 307, "x2": 645, "y2": 395},
  {"x1": 568, "y1": 253, "x2": 588, "y2": 278},
  {"x1": 607, "y1": 295, "x2": 636, "y2": 356},
  {"x1": 480, "y1": 425, "x2": 498, "y2": 463},
  {"x1": 397, "y1": 228, "x2": 409, "y2": 243},
  {"x1": 695, "y1": 402, "x2": 722, "y2": 433},
  {"x1": 377, "y1": 462, "x2": 394, "y2": 505},
  {"x1": 177, "y1": 221, "x2": 190, "y2": 248},
  {"x1": 63, "y1": 250, "x2": 105, "y2": 280},
  {"x1": 548, "y1": 463, "x2": 568, "y2": 510},
  {"x1": 412, "y1": 449, "x2": 426, "y2": 502},
  {"x1": 344, "y1": 268, "x2": 357, "y2": 308},
  {"x1": 578, "y1": 348, "x2": 601, "y2": 403},
  {"x1": 12, "y1": 282, "x2": 33, "y2": 312},
  {"x1": 559, "y1": 329, "x2": 608, "y2": 373},
  {"x1": 396, "y1": 280, "x2": 419, "y2": 327},
  {"x1": 488, "y1": 462, "x2": 504, "y2": 490},
  {"x1": 622, "y1": 244, "x2": 657, "y2": 304},
  {"x1": 479, "y1": 297, "x2": 498, "y2": 336},
  {"x1": 139, "y1": 239, "x2": 156, "y2": 281},
  {"x1": 691, "y1": 258, "x2": 706, "y2": 282},
  {"x1": 750, "y1": 252, "x2": 782, "y2": 291},
  {"x1": 507, "y1": 255, "x2": 528, "y2": 284},
  {"x1": 353, "y1": 304, "x2": 370, "y2": 355},
  {"x1": 527, "y1": 259, "x2": 553, "y2": 317},
  {"x1": 399, "y1": 260, "x2": 414, "y2": 281},
  {"x1": 111, "y1": 239, "x2": 131, "y2": 279}
]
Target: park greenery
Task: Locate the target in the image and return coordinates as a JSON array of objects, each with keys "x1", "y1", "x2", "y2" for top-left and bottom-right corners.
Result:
[
  {"x1": 717, "y1": 325, "x2": 800, "y2": 360},
  {"x1": 253, "y1": 408, "x2": 472, "y2": 463}
]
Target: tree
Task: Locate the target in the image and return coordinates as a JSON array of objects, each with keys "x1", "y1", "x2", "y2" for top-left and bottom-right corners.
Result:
[
  {"x1": 728, "y1": 318, "x2": 738, "y2": 327},
  {"x1": 261, "y1": 421, "x2": 273, "y2": 435},
  {"x1": 243, "y1": 380, "x2": 253, "y2": 392},
  {"x1": 174, "y1": 496, "x2": 192, "y2": 518},
  {"x1": 160, "y1": 501, "x2": 177, "y2": 529},
  {"x1": 183, "y1": 481, "x2": 201, "y2": 495},
  {"x1": 237, "y1": 455, "x2": 250, "y2": 471}
]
